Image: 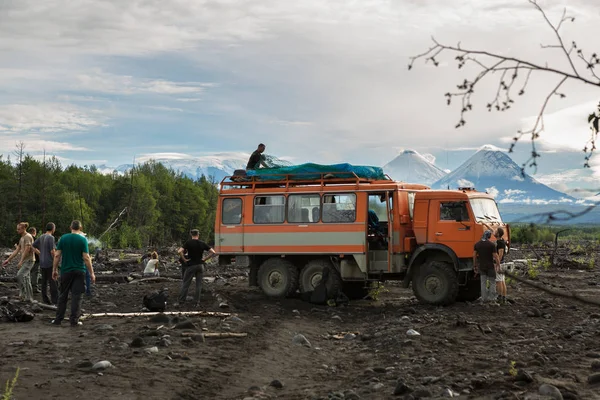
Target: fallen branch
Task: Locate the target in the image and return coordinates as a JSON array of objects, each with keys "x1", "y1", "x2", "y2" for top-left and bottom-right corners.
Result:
[
  {"x1": 505, "y1": 271, "x2": 600, "y2": 306},
  {"x1": 34, "y1": 302, "x2": 57, "y2": 311},
  {"x1": 128, "y1": 277, "x2": 181, "y2": 284},
  {"x1": 181, "y1": 332, "x2": 247, "y2": 340},
  {"x1": 80, "y1": 310, "x2": 232, "y2": 321}
]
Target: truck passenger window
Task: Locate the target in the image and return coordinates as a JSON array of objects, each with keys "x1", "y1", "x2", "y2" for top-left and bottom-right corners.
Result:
[
  {"x1": 253, "y1": 195, "x2": 285, "y2": 224},
  {"x1": 322, "y1": 194, "x2": 356, "y2": 223},
  {"x1": 440, "y1": 202, "x2": 470, "y2": 222},
  {"x1": 222, "y1": 198, "x2": 242, "y2": 225},
  {"x1": 288, "y1": 194, "x2": 320, "y2": 223}
]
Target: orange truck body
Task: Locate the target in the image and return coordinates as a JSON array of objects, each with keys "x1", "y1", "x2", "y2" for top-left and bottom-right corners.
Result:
[{"x1": 215, "y1": 172, "x2": 509, "y2": 305}]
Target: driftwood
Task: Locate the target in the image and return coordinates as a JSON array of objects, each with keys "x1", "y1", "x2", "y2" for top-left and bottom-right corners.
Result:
[
  {"x1": 34, "y1": 302, "x2": 57, "y2": 311},
  {"x1": 505, "y1": 271, "x2": 600, "y2": 307},
  {"x1": 181, "y1": 332, "x2": 247, "y2": 339},
  {"x1": 128, "y1": 277, "x2": 181, "y2": 284},
  {"x1": 80, "y1": 310, "x2": 232, "y2": 320}
]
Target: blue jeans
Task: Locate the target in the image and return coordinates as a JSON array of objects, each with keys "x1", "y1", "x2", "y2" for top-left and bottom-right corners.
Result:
[{"x1": 85, "y1": 269, "x2": 92, "y2": 296}]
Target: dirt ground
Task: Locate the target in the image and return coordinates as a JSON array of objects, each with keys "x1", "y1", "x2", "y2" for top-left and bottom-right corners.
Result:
[{"x1": 2, "y1": 247, "x2": 600, "y2": 400}]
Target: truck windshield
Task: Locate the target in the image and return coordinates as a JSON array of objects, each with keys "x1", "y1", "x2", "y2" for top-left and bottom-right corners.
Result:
[{"x1": 469, "y1": 198, "x2": 503, "y2": 223}]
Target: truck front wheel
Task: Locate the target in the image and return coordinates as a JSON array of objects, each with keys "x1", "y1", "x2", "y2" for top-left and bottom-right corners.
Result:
[
  {"x1": 258, "y1": 258, "x2": 299, "y2": 298},
  {"x1": 412, "y1": 261, "x2": 459, "y2": 305}
]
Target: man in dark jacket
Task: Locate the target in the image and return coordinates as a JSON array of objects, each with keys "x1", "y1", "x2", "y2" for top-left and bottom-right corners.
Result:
[
  {"x1": 246, "y1": 143, "x2": 268, "y2": 170},
  {"x1": 473, "y1": 230, "x2": 500, "y2": 304}
]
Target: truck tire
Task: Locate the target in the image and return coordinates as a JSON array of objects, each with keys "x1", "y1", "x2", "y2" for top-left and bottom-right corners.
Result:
[
  {"x1": 299, "y1": 259, "x2": 342, "y2": 296},
  {"x1": 412, "y1": 261, "x2": 459, "y2": 305},
  {"x1": 258, "y1": 258, "x2": 299, "y2": 298},
  {"x1": 456, "y1": 278, "x2": 481, "y2": 302},
  {"x1": 342, "y1": 281, "x2": 370, "y2": 300}
]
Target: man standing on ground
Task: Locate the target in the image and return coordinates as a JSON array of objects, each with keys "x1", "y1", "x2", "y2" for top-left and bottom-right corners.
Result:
[
  {"x1": 2, "y1": 222, "x2": 35, "y2": 302},
  {"x1": 473, "y1": 230, "x2": 500, "y2": 304},
  {"x1": 494, "y1": 227, "x2": 508, "y2": 304},
  {"x1": 177, "y1": 229, "x2": 217, "y2": 307},
  {"x1": 246, "y1": 143, "x2": 268, "y2": 170},
  {"x1": 28, "y1": 227, "x2": 41, "y2": 294},
  {"x1": 51, "y1": 220, "x2": 95, "y2": 326},
  {"x1": 33, "y1": 223, "x2": 58, "y2": 305}
]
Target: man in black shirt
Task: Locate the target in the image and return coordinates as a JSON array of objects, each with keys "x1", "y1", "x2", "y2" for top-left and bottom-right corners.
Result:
[
  {"x1": 473, "y1": 230, "x2": 500, "y2": 303},
  {"x1": 246, "y1": 143, "x2": 268, "y2": 170},
  {"x1": 177, "y1": 229, "x2": 217, "y2": 306}
]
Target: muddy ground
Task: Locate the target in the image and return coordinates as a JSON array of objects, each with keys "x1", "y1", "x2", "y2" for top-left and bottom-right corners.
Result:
[{"x1": 2, "y1": 246, "x2": 600, "y2": 400}]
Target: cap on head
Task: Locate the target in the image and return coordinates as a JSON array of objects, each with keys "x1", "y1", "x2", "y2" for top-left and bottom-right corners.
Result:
[
  {"x1": 190, "y1": 229, "x2": 200, "y2": 236},
  {"x1": 483, "y1": 230, "x2": 493, "y2": 240}
]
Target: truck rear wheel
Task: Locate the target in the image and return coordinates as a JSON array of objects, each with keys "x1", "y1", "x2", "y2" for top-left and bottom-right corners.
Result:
[
  {"x1": 412, "y1": 261, "x2": 459, "y2": 305},
  {"x1": 456, "y1": 278, "x2": 481, "y2": 302},
  {"x1": 299, "y1": 259, "x2": 342, "y2": 296},
  {"x1": 258, "y1": 258, "x2": 299, "y2": 298},
  {"x1": 342, "y1": 281, "x2": 370, "y2": 300}
]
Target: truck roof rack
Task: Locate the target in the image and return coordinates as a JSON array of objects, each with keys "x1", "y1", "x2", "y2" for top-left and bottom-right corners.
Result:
[{"x1": 220, "y1": 171, "x2": 392, "y2": 191}]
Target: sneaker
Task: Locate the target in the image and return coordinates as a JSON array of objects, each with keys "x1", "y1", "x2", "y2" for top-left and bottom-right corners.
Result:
[
  {"x1": 50, "y1": 319, "x2": 61, "y2": 326},
  {"x1": 70, "y1": 321, "x2": 83, "y2": 327}
]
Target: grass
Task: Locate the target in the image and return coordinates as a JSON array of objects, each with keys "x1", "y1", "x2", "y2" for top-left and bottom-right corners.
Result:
[
  {"x1": 508, "y1": 361, "x2": 517, "y2": 377},
  {"x1": 368, "y1": 282, "x2": 389, "y2": 301},
  {"x1": 2, "y1": 368, "x2": 19, "y2": 400},
  {"x1": 527, "y1": 259, "x2": 540, "y2": 279}
]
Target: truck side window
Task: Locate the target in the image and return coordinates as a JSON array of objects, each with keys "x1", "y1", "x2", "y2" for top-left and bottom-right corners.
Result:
[
  {"x1": 288, "y1": 194, "x2": 320, "y2": 223},
  {"x1": 254, "y1": 195, "x2": 285, "y2": 224},
  {"x1": 322, "y1": 194, "x2": 356, "y2": 223},
  {"x1": 440, "y1": 202, "x2": 470, "y2": 222},
  {"x1": 222, "y1": 198, "x2": 242, "y2": 225}
]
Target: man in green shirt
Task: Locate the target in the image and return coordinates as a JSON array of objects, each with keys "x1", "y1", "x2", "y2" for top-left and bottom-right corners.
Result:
[{"x1": 51, "y1": 220, "x2": 96, "y2": 326}]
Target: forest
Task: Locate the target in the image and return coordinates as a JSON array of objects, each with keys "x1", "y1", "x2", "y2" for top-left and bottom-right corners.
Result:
[{"x1": 0, "y1": 147, "x2": 218, "y2": 249}]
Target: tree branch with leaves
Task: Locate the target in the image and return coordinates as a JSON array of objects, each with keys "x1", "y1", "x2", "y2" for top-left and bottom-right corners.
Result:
[{"x1": 409, "y1": 0, "x2": 600, "y2": 174}]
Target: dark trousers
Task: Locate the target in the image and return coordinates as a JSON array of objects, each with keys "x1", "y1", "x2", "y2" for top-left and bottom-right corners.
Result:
[
  {"x1": 40, "y1": 268, "x2": 58, "y2": 304},
  {"x1": 85, "y1": 269, "x2": 92, "y2": 296},
  {"x1": 30, "y1": 262, "x2": 40, "y2": 292},
  {"x1": 178, "y1": 264, "x2": 204, "y2": 304},
  {"x1": 54, "y1": 271, "x2": 86, "y2": 325}
]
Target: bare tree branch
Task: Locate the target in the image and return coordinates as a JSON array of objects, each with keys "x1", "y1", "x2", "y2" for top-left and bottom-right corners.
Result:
[{"x1": 409, "y1": 1, "x2": 600, "y2": 173}]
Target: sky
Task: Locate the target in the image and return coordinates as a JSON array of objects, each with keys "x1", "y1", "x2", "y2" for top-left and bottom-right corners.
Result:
[{"x1": 0, "y1": 0, "x2": 599, "y2": 194}]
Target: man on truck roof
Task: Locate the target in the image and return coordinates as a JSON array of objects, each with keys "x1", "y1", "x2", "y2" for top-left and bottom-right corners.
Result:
[{"x1": 246, "y1": 143, "x2": 268, "y2": 170}]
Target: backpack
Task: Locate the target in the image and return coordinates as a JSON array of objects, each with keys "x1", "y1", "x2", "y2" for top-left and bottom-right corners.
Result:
[{"x1": 143, "y1": 290, "x2": 168, "y2": 312}]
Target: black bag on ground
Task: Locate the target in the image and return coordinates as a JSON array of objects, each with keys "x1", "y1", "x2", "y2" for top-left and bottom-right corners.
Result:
[
  {"x1": 308, "y1": 267, "x2": 330, "y2": 305},
  {"x1": 143, "y1": 290, "x2": 168, "y2": 312},
  {"x1": 0, "y1": 301, "x2": 35, "y2": 322}
]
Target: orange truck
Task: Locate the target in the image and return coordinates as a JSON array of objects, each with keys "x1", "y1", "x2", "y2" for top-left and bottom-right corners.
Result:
[{"x1": 214, "y1": 172, "x2": 509, "y2": 305}]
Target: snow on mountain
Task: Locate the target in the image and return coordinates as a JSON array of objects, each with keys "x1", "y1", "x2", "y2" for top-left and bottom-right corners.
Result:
[
  {"x1": 431, "y1": 145, "x2": 577, "y2": 204},
  {"x1": 101, "y1": 152, "x2": 292, "y2": 181},
  {"x1": 383, "y1": 149, "x2": 447, "y2": 185}
]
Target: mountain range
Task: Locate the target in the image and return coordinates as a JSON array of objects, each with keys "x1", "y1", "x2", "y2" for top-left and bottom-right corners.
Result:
[{"x1": 95, "y1": 146, "x2": 600, "y2": 223}]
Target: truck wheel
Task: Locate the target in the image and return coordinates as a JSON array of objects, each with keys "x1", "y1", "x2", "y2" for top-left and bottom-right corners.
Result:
[
  {"x1": 412, "y1": 261, "x2": 459, "y2": 305},
  {"x1": 258, "y1": 258, "x2": 299, "y2": 298},
  {"x1": 456, "y1": 278, "x2": 481, "y2": 302},
  {"x1": 299, "y1": 259, "x2": 342, "y2": 296},
  {"x1": 342, "y1": 281, "x2": 370, "y2": 300}
]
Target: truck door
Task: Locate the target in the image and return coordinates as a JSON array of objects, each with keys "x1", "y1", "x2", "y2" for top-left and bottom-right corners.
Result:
[
  {"x1": 428, "y1": 200, "x2": 474, "y2": 258},
  {"x1": 217, "y1": 197, "x2": 244, "y2": 253}
]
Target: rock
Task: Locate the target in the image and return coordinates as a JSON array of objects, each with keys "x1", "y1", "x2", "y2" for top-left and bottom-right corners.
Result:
[
  {"x1": 219, "y1": 302, "x2": 229, "y2": 309},
  {"x1": 592, "y1": 361, "x2": 600, "y2": 371},
  {"x1": 332, "y1": 315, "x2": 342, "y2": 322},
  {"x1": 526, "y1": 308, "x2": 542, "y2": 317},
  {"x1": 539, "y1": 384, "x2": 563, "y2": 400},
  {"x1": 149, "y1": 313, "x2": 171, "y2": 324},
  {"x1": 412, "y1": 389, "x2": 432, "y2": 398},
  {"x1": 442, "y1": 388, "x2": 459, "y2": 397},
  {"x1": 344, "y1": 390, "x2": 360, "y2": 400},
  {"x1": 174, "y1": 320, "x2": 197, "y2": 330},
  {"x1": 145, "y1": 346, "x2": 159, "y2": 354},
  {"x1": 343, "y1": 333, "x2": 357, "y2": 341},
  {"x1": 292, "y1": 333, "x2": 311, "y2": 347},
  {"x1": 589, "y1": 313, "x2": 600, "y2": 319},
  {"x1": 30, "y1": 304, "x2": 43, "y2": 313},
  {"x1": 181, "y1": 337, "x2": 195, "y2": 346},
  {"x1": 269, "y1": 379, "x2": 283, "y2": 389},
  {"x1": 130, "y1": 337, "x2": 146, "y2": 348},
  {"x1": 373, "y1": 367, "x2": 387, "y2": 373},
  {"x1": 292, "y1": 309, "x2": 300, "y2": 315},
  {"x1": 92, "y1": 361, "x2": 113, "y2": 370},
  {"x1": 394, "y1": 381, "x2": 411, "y2": 396},
  {"x1": 158, "y1": 338, "x2": 172, "y2": 347},
  {"x1": 247, "y1": 386, "x2": 263, "y2": 396},
  {"x1": 586, "y1": 352, "x2": 600, "y2": 358},
  {"x1": 588, "y1": 373, "x2": 600, "y2": 384},
  {"x1": 76, "y1": 361, "x2": 94, "y2": 369},
  {"x1": 515, "y1": 370, "x2": 533, "y2": 383},
  {"x1": 227, "y1": 316, "x2": 244, "y2": 324},
  {"x1": 406, "y1": 329, "x2": 420, "y2": 336},
  {"x1": 93, "y1": 324, "x2": 114, "y2": 332},
  {"x1": 371, "y1": 383, "x2": 385, "y2": 391}
]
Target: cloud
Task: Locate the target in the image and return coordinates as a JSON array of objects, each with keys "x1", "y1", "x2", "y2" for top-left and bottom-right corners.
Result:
[
  {"x1": 76, "y1": 70, "x2": 215, "y2": 96},
  {"x1": 421, "y1": 153, "x2": 436, "y2": 164},
  {"x1": 486, "y1": 186, "x2": 500, "y2": 198},
  {"x1": 0, "y1": 104, "x2": 103, "y2": 133},
  {"x1": 0, "y1": 137, "x2": 89, "y2": 153},
  {"x1": 136, "y1": 153, "x2": 192, "y2": 162}
]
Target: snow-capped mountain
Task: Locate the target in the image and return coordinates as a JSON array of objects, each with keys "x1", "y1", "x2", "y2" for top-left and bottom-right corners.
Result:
[
  {"x1": 383, "y1": 149, "x2": 447, "y2": 185},
  {"x1": 99, "y1": 152, "x2": 292, "y2": 181},
  {"x1": 431, "y1": 145, "x2": 577, "y2": 204}
]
